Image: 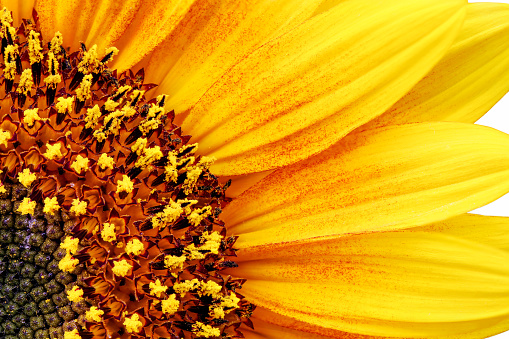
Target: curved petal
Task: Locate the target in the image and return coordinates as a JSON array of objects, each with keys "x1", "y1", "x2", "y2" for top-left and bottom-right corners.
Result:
[
  {"x1": 362, "y1": 2, "x2": 509, "y2": 130},
  {"x1": 4, "y1": 0, "x2": 34, "y2": 25},
  {"x1": 245, "y1": 315, "x2": 344, "y2": 339},
  {"x1": 144, "y1": 0, "x2": 326, "y2": 114},
  {"x1": 413, "y1": 214, "x2": 509, "y2": 251},
  {"x1": 182, "y1": 0, "x2": 466, "y2": 176},
  {"x1": 35, "y1": 0, "x2": 196, "y2": 64},
  {"x1": 222, "y1": 122, "x2": 509, "y2": 248},
  {"x1": 234, "y1": 231, "x2": 509, "y2": 338}
]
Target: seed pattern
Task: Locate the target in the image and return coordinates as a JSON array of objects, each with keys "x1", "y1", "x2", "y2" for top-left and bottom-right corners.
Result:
[{"x1": 0, "y1": 7, "x2": 253, "y2": 339}]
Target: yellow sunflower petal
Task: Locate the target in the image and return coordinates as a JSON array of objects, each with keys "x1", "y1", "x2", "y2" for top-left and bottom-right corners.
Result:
[
  {"x1": 182, "y1": 0, "x2": 466, "y2": 176},
  {"x1": 36, "y1": 0, "x2": 195, "y2": 62},
  {"x1": 413, "y1": 213, "x2": 509, "y2": 251},
  {"x1": 4, "y1": 0, "x2": 34, "y2": 25},
  {"x1": 235, "y1": 232, "x2": 509, "y2": 338},
  {"x1": 364, "y1": 2, "x2": 509, "y2": 130},
  {"x1": 145, "y1": 0, "x2": 326, "y2": 113},
  {"x1": 223, "y1": 122, "x2": 509, "y2": 248}
]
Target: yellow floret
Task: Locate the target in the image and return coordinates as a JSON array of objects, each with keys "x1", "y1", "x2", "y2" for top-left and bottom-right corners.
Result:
[
  {"x1": 17, "y1": 68, "x2": 34, "y2": 96},
  {"x1": 135, "y1": 146, "x2": 163, "y2": 169},
  {"x1": 44, "y1": 142, "x2": 63, "y2": 160},
  {"x1": 27, "y1": 30, "x2": 43, "y2": 64},
  {"x1": 71, "y1": 155, "x2": 89, "y2": 174},
  {"x1": 43, "y1": 196, "x2": 60, "y2": 215},
  {"x1": 50, "y1": 31, "x2": 63, "y2": 54},
  {"x1": 101, "y1": 222, "x2": 116, "y2": 243},
  {"x1": 60, "y1": 236, "x2": 79, "y2": 255},
  {"x1": 182, "y1": 166, "x2": 203, "y2": 195},
  {"x1": 151, "y1": 199, "x2": 184, "y2": 230},
  {"x1": 17, "y1": 168, "x2": 36, "y2": 187},
  {"x1": 164, "y1": 255, "x2": 186, "y2": 270},
  {"x1": 78, "y1": 44, "x2": 100, "y2": 74},
  {"x1": 0, "y1": 129, "x2": 10, "y2": 147},
  {"x1": 112, "y1": 260, "x2": 132, "y2": 277},
  {"x1": 66, "y1": 286, "x2": 83, "y2": 302},
  {"x1": 17, "y1": 197, "x2": 36, "y2": 215},
  {"x1": 23, "y1": 108, "x2": 44, "y2": 127},
  {"x1": 63, "y1": 329, "x2": 81, "y2": 339},
  {"x1": 123, "y1": 313, "x2": 143, "y2": 334},
  {"x1": 0, "y1": 184, "x2": 5, "y2": 194},
  {"x1": 97, "y1": 153, "x2": 114, "y2": 170},
  {"x1": 131, "y1": 138, "x2": 147, "y2": 155},
  {"x1": 70, "y1": 199, "x2": 87, "y2": 216},
  {"x1": 104, "y1": 98, "x2": 119, "y2": 111},
  {"x1": 59, "y1": 253, "x2": 79, "y2": 272},
  {"x1": 116, "y1": 175, "x2": 134, "y2": 194},
  {"x1": 199, "y1": 280, "x2": 222, "y2": 298},
  {"x1": 44, "y1": 73, "x2": 61, "y2": 88},
  {"x1": 55, "y1": 96, "x2": 74, "y2": 114},
  {"x1": 192, "y1": 322, "x2": 220, "y2": 338},
  {"x1": 173, "y1": 279, "x2": 200, "y2": 297},
  {"x1": 125, "y1": 238, "x2": 144, "y2": 256},
  {"x1": 161, "y1": 294, "x2": 180, "y2": 315},
  {"x1": 85, "y1": 306, "x2": 104, "y2": 322},
  {"x1": 76, "y1": 74, "x2": 93, "y2": 101},
  {"x1": 149, "y1": 279, "x2": 168, "y2": 298},
  {"x1": 188, "y1": 206, "x2": 213, "y2": 227},
  {"x1": 3, "y1": 44, "x2": 18, "y2": 80},
  {"x1": 93, "y1": 130, "x2": 106, "y2": 142},
  {"x1": 84, "y1": 105, "x2": 101, "y2": 129}
]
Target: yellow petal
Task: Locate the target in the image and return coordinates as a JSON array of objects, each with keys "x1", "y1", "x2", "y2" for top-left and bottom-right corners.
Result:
[
  {"x1": 364, "y1": 3, "x2": 509, "y2": 129},
  {"x1": 145, "y1": 0, "x2": 326, "y2": 114},
  {"x1": 182, "y1": 0, "x2": 466, "y2": 176},
  {"x1": 36, "y1": 0, "x2": 195, "y2": 65},
  {"x1": 223, "y1": 122, "x2": 509, "y2": 248},
  {"x1": 235, "y1": 232, "x2": 509, "y2": 338},
  {"x1": 413, "y1": 213, "x2": 509, "y2": 251},
  {"x1": 3, "y1": 0, "x2": 34, "y2": 25}
]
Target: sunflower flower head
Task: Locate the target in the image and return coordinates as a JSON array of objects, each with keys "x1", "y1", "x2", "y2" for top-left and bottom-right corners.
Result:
[{"x1": 0, "y1": 7, "x2": 253, "y2": 339}]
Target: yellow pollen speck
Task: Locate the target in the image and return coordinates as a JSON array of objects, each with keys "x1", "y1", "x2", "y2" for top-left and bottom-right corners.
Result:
[
  {"x1": 3, "y1": 44, "x2": 18, "y2": 80},
  {"x1": 84, "y1": 105, "x2": 101, "y2": 129},
  {"x1": 70, "y1": 199, "x2": 87, "y2": 216},
  {"x1": 67, "y1": 286, "x2": 83, "y2": 302},
  {"x1": 98, "y1": 153, "x2": 115, "y2": 170},
  {"x1": 149, "y1": 279, "x2": 168, "y2": 298},
  {"x1": 112, "y1": 260, "x2": 132, "y2": 277},
  {"x1": 131, "y1": 138, "x2": 147, "y2": 155},
  {"x1": 43, "y1": 196, "x2": 60, "y2": 215},
  {"x1": 64, "y1": 329, "x2": 81, "y2": 339},
  {"x1": 56, "y1": 96, "x2": 74, "y2": 114},
  {"x1": 164, "y1": 255, "x2": 186, "y2": 270},
  {"x1": 17, "y1": 68, "x2": 34, "y2": 96},
  {"x1": 44, "y1": 142, "x2": 63, "y2": 160},
  {"x1": 199, "y1": 280, "x2": 222, "y2": 298},
  {"x1": 44, "y1": 73, "x2": 61, "y2": 88},
  {"x1": 135, "y1": 146, "x2": 163, "y2": 169},
  {"x1": 23, "y1": 108, "x2": 44, "y2": 127},
  {"x1": 61, "y1": 236, "x2": 79, "y2": 255},
  {"x1": 28, "y1": 30, "x2": 43, "y2": 64},
  {"x1": 192, "y1": 322, "x2": 220, "y2": 338},
  {"x1": 17, "y1": 168, "x2": 36, "y2": 187},
  {"x1": 125, "y1": 238, "x2": 144, "y2": 256},
  {"x1": 0, "y1": 184, "x2": 6, "y2": 194},
  {"x1": 71, "y1": 155, "x2": 89, "y2": 174},
  {"x1": 0, "y1": 129, "x2": 10, "y2": 147},
  {"x1": 59, "y1": 253, "x2": 79, "y2": 272},
  {"x1": 116, "y1": 175, "x2": 134, "y2": 194},
  {"x1": 123, "y1": 313, "x2": 143, "y2": 334},
  {"x1": 104, "y1": 98, "x2": 119, "y2": 111},
  {"x1": 151, "y1": 199, "x2": 184, "y2": 230},
  {"x1": 76, "y1": 74, "x2": 93, "y2": 101},
  {"x1": 85, "y1": 306, "x2": 104, "y2": 322},
  {"x1": 17, "y1": 197, "x2": 36, "y2": 215},
  {"x1": 188, "y1": 206, "x2": 213, "y2": 227},
  {"x1": 210, "y1": 306, "x2": 225, "y2": 319},
  {"x1": 173, "y1": 279, "x2": 200, "y2": 297},
  {"x1": 101, "y1": 222, "x2": 116, "y2": 243},
  {"x1": 183, "y1": 166, "x2": 203, "y2": 195},
  {"x1": 161, "y1": 294, "x2": 180, "y2": 315},
  {"x1": 93, "y1": 130, "x2": 106, "y2": 142},
  {"x1": 50, "y1": 31, "x2": 63, "y2": 54},
  {"x1": 164, "y1": 154, "x2": 178, "y2": 182},
  {"x1": 78, "y1": 44, "x2": 100, "y2": 74}
]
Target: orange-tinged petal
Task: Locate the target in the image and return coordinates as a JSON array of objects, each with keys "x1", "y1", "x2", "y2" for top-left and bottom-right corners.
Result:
[
  {"x1": 413, "y1": 213, "x2": 509, "y2": 251},
  {"x1": 182, "y1": 0, "x2": 466, "y2": 176},
  {"x1": 3, "y1": 0, "x2": 34, "y2": 25},
  {"x1": 36, "y1": 0, "x2": 196, "y2": 64},
  {"x1": 146, "y1": 0, "x2": 326, "y2": 115},
  {"x1": 235, "y1": 232, "x2": 509, "y2": 338},
  {"x1": 223, "y1": 122, "x2": 509, "y2": 248},
  {"x1": 363, "y1": 3, "x2": 509, "y2": 130}
]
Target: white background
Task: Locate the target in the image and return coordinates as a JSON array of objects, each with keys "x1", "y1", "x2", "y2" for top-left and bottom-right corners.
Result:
[{"x1": 454, "y1": 1, "x2": 508, "y2": 338}]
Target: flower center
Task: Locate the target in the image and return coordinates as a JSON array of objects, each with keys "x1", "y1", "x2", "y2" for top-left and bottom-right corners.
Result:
[{"x1": 0, "y1": 8, "x2": 253, "y2": 339}]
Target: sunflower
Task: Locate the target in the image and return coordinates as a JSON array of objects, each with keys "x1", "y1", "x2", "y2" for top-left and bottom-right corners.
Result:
[{"x1": 1, "y1": 0, "x2": 509, "y2": 338}]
